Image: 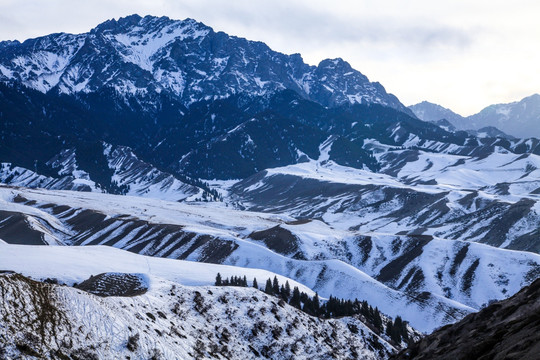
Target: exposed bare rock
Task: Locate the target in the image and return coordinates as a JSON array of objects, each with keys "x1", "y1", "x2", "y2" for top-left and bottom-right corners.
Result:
[
  {"x1": 392, "y1": 277, "x2": 540, "y2": 360},
  {"x1": 75, "y1": 272, "x2": 149, "y2": 297}
]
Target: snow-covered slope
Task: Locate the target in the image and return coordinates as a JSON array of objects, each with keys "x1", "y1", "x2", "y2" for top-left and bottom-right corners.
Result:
[
  {"x1": 0, "y1": 268, "x2": 395, "y2": 359},
  {"x1": 0, "y1": 142, "x2": 209, "y2": 201},
  {"x1": 0, "y1": 162, "x2": 97, "y2": 192},
  {"x1": 466, "y1": 126, "x2": 515, "y2": 140},
  {"x1": 231, "y1": 151, "x2": 540, "y2": 253},
  {"x1": 103, "y1": 144, "x2": 205, "y2": 201},
  {"x1": 0, "y1": 243, "x2": 312, "y2": 295},
  {"x1": 0, "y1": 186, "x2": 471, "y2": 332}
]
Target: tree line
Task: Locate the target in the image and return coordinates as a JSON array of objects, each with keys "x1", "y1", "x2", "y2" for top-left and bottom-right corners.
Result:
[{"x1": 215, "y1": 273, "x2": 410, "y2": 344}]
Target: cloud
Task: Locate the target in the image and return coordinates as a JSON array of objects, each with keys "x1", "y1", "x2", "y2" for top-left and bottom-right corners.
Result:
[
  {"x1": 168, "y1": 1, "x2": 474, "y2": 53},
  {"x1": 0, "y1": 0, "x2": 474, "y2": 54}
]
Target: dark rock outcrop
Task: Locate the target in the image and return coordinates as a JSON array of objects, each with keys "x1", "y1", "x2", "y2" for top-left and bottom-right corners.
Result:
[
  {"x1": 392, "y1": 277, "x2": 540, "y2": 360},
  {"x1": 75, "y1": 272, "x2": 148, "y2": 297}
]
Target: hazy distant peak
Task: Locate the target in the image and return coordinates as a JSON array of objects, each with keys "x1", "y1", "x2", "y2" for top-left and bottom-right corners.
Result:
[
  {"x1": 408, "y1": 101, "x2": 465, "y2": 123},
  {"x1": 410, "y1": 94, "x2": 540, "y2": 139},
  {"x1": 467, "y1": 94, "x2": 540, "y2": 138}
]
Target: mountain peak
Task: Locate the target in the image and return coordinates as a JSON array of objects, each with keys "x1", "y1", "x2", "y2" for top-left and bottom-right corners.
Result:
[
  {"x1": 521, "y1": 92, "x2": 540, "y2": 104},
  {"x1": 92, "y1": 14, "x2": 211, "y2": 36},
  {"x1": 318, "y1": 58, "x2": 351, "y2": 70},
  {"x1": 117, "y1": 13, "x2": 143, "y2": 25},
  {"x1": 408, "y1": 101, "x2": 465, "y2": 124},
  {"x1": 467, "y1": 93, "x2": 540, "y2": 138},
  {"x1": 92, "y1": 14, "x2": 143, "y2": 33}
]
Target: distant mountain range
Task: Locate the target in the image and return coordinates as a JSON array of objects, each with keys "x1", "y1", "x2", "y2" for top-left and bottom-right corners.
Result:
[
  {"x1": 409, "y1": 94, "x2": 540, "y2": 139},
  {"x1": 408, "y1": 101, "x2": 465, "y2": 125}
]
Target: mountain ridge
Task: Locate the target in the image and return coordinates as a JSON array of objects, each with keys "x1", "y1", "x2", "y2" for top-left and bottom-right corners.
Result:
[
  {"x1": 0, "y1": 267, "x2": 399, "y2": 359},
  {"x1": 409, "y1": 94, "x2": 540, "y2": 138},
  {"x1": 0, "y1": 14, "x2": 413, "y2": 115},
  {"x1": 1, "y1": 185, "x2": 539, "y2": 333}
]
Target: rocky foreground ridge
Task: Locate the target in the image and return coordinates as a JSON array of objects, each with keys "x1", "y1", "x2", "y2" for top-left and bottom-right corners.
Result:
[{"x1": 392, "y1": 276, "x2": 540, "y2": 360}]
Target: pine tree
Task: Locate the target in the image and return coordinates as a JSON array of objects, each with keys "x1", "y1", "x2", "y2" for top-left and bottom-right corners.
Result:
[
  {"x1": 345, "y1": 299, "x2": 353, "y2": 316},
  {"x1": 373, "y1": 307, "x2": 383, "y2": 332},
  {"x1": 243, "y1": 275, "x2": 248, "y2": 287},
  {"x1": 303, "y1": 296, "x2": 313, "y2": 315},
  {"x1": 272, "y1": 276, "x2": 280, "y2": 294},
  {"x1": 313, "y1": 293, "x2": 320, "y2": 316},
  {"x1": 284, "y1": 281, "x2": 291, "y2": 299},
  {"x1": 326, "y1": 295, "x2": 335, "y2": 317},
  {"x1": 215, "y1": 273, "x2": 222, "y2": 286},
  {"x1": 290, "y1": 286, "x2": 301, "y2": 308},
  {"x1": 394, "y1": 316, "x2": 403, "y2": 330},
  {"x1": 386, "y1": 321, "x2": 393, "y2": 338},
  {"x1": 361, "y1": 301, "x2": 369, "y2": 317},
  {"x1": 265, "y1": 278, "x2": 273, "y2": 295},
  {"x1": 393, "y1": 316, "x2": 407, "y2": 343},
  {"x1": 353, "y1": 299, "x2": 360, "y2": 314},
  {"x1": 253, "y1": 277, "x2": 258, "y2": 289}
]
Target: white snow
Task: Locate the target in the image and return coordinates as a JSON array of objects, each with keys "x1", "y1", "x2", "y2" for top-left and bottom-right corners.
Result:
[{"x1": 0, "y1": 242, "x2": 314, "y2": 294}]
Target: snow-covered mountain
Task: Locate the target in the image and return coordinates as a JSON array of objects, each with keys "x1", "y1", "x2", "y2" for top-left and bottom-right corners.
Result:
[
  {"x1": 230, "y1": 146, "x2": 540, "y2": 252},
  {"x1": 2, "y1": 73, "x2": 540, "y2": 333},
  {"x1": 466, "y1": 126, "x2": 516, "y2": 140},
  {"x1": 408, "y1": 101, "x2": 465, "y2": 125},
  {"x1": 409, "y1": 95, "x2": 540, "y2": 139},
  {"x1": 467, "y1": 94, "x2": 540, "y2": 138},
  {"x1": 0, "y1": 142, "x2": 215, "y2": 201},
  {"x1": 0, "y1": 14, "x2": 411, "y2": 114}
]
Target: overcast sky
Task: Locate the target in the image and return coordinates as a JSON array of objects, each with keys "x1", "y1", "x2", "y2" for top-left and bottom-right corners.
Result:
[{"x1": 1, "y1": 0, "x2": 539, "y2": 115}]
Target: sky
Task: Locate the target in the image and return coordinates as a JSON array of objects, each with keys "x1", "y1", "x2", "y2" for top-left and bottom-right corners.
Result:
[{"x1": 1, "y1": 0, "x2": 539, "y2": 116}]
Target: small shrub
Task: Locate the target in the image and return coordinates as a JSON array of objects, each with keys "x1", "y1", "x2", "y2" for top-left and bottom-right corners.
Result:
[{"x1": 126, "y1": 333, "x2": 139, "y2": 352}]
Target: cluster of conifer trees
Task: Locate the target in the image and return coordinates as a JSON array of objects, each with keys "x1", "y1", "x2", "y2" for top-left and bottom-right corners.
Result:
[
  {"x1": 187, "y1": 178, "x2": 223, "y2": 201},
  {"x1": 215, "y1": 273, "x2": 410, "y2": 344}
]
